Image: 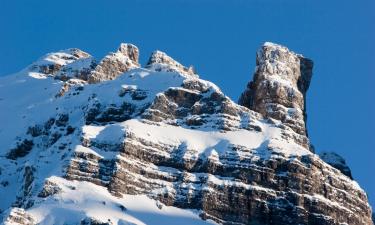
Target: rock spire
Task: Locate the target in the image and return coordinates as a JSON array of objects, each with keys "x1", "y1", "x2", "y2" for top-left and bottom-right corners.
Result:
[{"x1": 239, "y1": 42, "x2": 313, "y2": 137}]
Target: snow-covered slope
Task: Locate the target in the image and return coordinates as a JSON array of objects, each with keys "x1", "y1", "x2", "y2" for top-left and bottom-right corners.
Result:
[{"x1": 0, "y1": 43, "x2": 373, "y2": 225}]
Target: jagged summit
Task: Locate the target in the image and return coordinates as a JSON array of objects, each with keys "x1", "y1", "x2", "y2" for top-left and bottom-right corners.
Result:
[
  {"x1": 24, "y1": 43, "x2": 198, "y2": 84},
  {"x1": 28, "y1": 48, "x2": 92, "y2": 77},
  {"x1": 239, "y1": 42, "x2": 313, "y2": 148},
  {"x1": 0, "y1": 42, "x2": 373, "y2": 225},
  {"x1": 146, "y1": 50, "x2": 197, "y2": 77},
  {"x1": 87, "y1": 43, "x2": 140, "y2": 83},
  {"x1": 118, "y1": 43, "x2": 139, "y2": 63}
]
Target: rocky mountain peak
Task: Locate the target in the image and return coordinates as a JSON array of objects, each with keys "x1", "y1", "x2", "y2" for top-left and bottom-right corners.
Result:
[
  {"x1": 0, "y1": 42, "x2": 373, "y2": 225},
  {"x1": 87, "y1": 43, "x2": 140, "y2": 83},
  {"x1": 28, "y1": 48, "x2": 92, "y2": 76},
  {"x1": 145, "y1": 50, "x2": 197, "y2": 77},
  {"x1": 118, "y1": 43, "x2": 139, "y2": 63},
  {"x1": 239, "y1": 42, "x2": 313, "y2": 138}
]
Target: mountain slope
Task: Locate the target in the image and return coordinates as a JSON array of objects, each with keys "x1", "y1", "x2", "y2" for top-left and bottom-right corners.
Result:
[{"x1": 0, "y1": 43, "x2": 373, "y2": 225}]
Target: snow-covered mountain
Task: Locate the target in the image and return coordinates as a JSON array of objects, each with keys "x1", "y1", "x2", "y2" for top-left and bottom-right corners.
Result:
[{"x1": 0, "y1": 42, "x2": 373, "y2": 225}]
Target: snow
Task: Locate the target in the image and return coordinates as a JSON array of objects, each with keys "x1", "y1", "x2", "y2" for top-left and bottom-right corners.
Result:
[
  {"x1": 74, "y1": 145, "x2": 103, "y2": 158},
  {"x1": 31, "y1": 49, "x2": 89, "y2": 67},
  {"x1": 122, "y1": 119, "x2": 311, "y2": 159},
  {"x1": 28, "y1": 177, "x2": 216, "y2": 225}
]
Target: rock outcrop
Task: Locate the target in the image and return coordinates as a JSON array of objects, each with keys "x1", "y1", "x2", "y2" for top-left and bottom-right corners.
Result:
[
  {"x1": 0, "y1": 42, "x2": 373, "y2": 225},
  {"x1": 2, "y1": 208, "x2": 35, "y2": 225},
  {"x1": 28, "y1": 48, "x2": 92, "y2": 76},
  {"x1": 145, "y1": 50, "x2": 197, "y2": 77},
  {"x1": 55, "y1": 57, "x2": 97, "y2": 81},
  {"x1": 87, "y1": 43, "x2": 140, "y2": 83},
  {"x1": 239, "y1": 42, "x2": 313, "y2": 139},
  {"x1": 319, "y1": 151, "x2": 353, "y2": 179}
]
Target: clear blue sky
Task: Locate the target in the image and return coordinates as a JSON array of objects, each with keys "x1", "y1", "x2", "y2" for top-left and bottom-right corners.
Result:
[{"x1": 1, "y1": 0, "x2": 374, "y2": 207}]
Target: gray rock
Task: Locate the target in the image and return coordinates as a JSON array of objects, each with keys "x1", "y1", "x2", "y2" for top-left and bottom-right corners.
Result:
[
  {"x1": 29, "y1": 48, "x2": 92, "y2": 76},
  {"x1": 2, "y1": 208, "x2": 35, "y2": 225},
  {"x1": 319, "y1": 151, "x2": 353, "y2": 179},
  {"x1": 2, "y1": 42, "x2": 373, "y2": 225},
  {"x1": 145, "y1": 50, "x2": 197, "y2": 77},
  {"x1": 37, "y1": 180, "x2": 62, "y2": 198},
  {"x1": 6, "y1": 139, "x2": 34, "y2": 160},
  {"x1": 239, "y1": 42, "x2": 313, "y2": 138},
  {"x1": 88, "y1": 43, "x2": 140, "y2": 83}
]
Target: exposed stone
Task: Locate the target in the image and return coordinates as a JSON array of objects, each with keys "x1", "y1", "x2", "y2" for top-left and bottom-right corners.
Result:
[
  {"x1": 1, "y1": 42, "x2": 373, "y2": 225},
  {"x1": 80, "y1": 217, "x2": 113, "y2": 225},
  {"x1": 55, "y1": 57, "x2": 96, "y2": 81},
  {"x1": 145, "y1": 50, "x2": 197, "y2": 77},
  {"x1": 13, "y1": 166, "x2": 35, "y2": 209},
  {"x1": 37, "y1": 180, "x2": 62, "y2": 198},
  {"x1": 6, "y1": 139, "x2": 34, "y2": 160},
  {"x1": 29, "y1": 48, "x2": 91, "y2": 76},
  {"x1": 55, "y1": 78, "x2": 87, "y2": 97},
  {"x1": 84, "y1": 102, "x2": 137, "y2": 125},
  {"x1": 67, "y1": 124, "x2": 373, "y2": 225},
  {"x1": 239, "y1": 42, "x2": 313, "y2": 138},
  {"x1": 55, "y1": 113, "x2": 69, "y2": 127},
  {"x1": 319, "y1": 151, "x2": 353, "y2": 179},
  {"x1": 2, "y1": 208, "x2": 35, "y2": 225},
  {"x1": 88, "y1": 43, "x2": 140, "y2": 83}
]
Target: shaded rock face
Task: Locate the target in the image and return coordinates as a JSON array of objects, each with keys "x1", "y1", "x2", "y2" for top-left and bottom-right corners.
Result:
[
  {"x1": 6, "y1": 139, "x2": 34, "y2": 160},
  {"x1": 319, "y1": 152, "x2": 353, "y2": 179},
  {"x1": 13, "y1": 166, "x2": 36, "y2": 209},
  {"x1": 239, "y1": 42, "x2": 313, "y2": 139},
  {"x1": 87, "y1": 43, "x2": 140, "y2": 83}
]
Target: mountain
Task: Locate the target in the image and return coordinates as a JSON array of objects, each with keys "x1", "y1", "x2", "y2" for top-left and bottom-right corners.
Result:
[{"x1": 0, "y1": 42, "x2": 373, "y2": 225}]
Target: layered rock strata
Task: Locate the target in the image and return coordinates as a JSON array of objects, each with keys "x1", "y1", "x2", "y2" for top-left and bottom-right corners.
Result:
[
  {"x1": 87, "y1": 43, "x2": 140, "y2": 83},
  {"x1": 239, "y1": 42, "x2": 313, "y2": 139},
  {"x1": 0, "y1": 42, "x2": 373, "y2": 225}
]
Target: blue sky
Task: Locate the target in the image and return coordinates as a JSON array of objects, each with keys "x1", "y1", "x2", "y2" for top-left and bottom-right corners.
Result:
[{"x1": 0, "y1": 0, "x2": 374, "y2": 207}]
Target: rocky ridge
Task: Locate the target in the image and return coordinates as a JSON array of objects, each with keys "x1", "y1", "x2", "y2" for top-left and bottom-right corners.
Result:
[{"x1": 0, "y1": 42, "x2": 373, "y2": 225}]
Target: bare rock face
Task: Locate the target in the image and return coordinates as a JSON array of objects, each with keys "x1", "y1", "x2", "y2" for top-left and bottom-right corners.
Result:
[
  {"x1": 239, "y1": 42, "x2": 313, "y2": 139},
  {"x1": 145, "y1": 50, "x2": 197, "y2": 77},
  {"x1": 319, "y1": 151, "x2": 353, "y2": 179},
  {"x1": 87, "y1": 43, "x2": 140, "y2": 83},
  {"x1": 65, "y1": 70, "x2": 372, "y2": 225}
]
